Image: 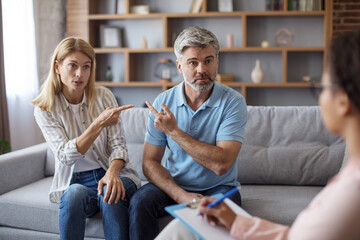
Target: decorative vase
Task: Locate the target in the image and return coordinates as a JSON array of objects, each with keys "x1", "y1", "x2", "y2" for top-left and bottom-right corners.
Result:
[
  {"x1": 141, "y1": 36, "x2": 147, "y2": 49},
  {"x1": 226, "y1": 34, "x2": 234, "y2": 48},
  {"x1": 105, "y1": 66, "x2": 113, "y2": 82},
  {"x1": 251, "y1": 59, "x2": 265, "y2": 84},
  {"x1": 154, "y1": 59, "x2": 178, "y2": 83}
]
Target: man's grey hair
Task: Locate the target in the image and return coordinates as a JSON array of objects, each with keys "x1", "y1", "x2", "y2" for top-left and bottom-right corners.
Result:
[{"x1": 174, "y1": 26, "x2": 220, "y2": 60}]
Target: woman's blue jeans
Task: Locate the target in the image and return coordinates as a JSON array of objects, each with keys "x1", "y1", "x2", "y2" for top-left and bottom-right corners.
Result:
[{"x1": 59, "y1": 168, "x2": 137, "y2": 240}]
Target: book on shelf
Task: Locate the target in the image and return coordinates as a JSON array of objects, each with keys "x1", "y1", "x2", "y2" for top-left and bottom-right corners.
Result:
[
  {"x1": 116, "y1": 0, "x2": 125, "y2": 14},
  {"x1": 314, "y1": 0, "x2": 323, "y2": 11},
  {"x1": 288, "y1": 0, "x2": 323, "y2": 11},
  {"x1": 299, "y1": 0, "x2": 306, "y2": 11},
  {"x1": 218, "y1": 0, "x2": 233, "y2": 12},
  {"x1": 306, "y1": 0, "x2": 314, "y2": 11},
  {"x1": 265, "y1": 0, "x2": 283, "y2": 11},
  {"x1": 190, "y1": 0, "x2": 203, "y2": 13}
]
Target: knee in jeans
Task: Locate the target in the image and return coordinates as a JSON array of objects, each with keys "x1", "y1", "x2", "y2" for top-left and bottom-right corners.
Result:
[
  {"x1": 60, "y1": 184, "x2": 89, "y2": 207},
  {"x1": 100, "y1": 184, "x2": 108, "y2": 196},
  {"x1": 129, "y1": 189, "x2": 151, "y2": 212}
]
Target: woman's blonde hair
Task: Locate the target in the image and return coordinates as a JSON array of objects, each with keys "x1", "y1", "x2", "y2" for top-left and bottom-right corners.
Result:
[{"x1": 31, "y1": 37, "x2": 97, "y2": 116}]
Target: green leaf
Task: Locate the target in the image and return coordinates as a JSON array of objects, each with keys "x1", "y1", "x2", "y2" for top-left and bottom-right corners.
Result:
[{"x1": 0, "y1": 139, "x2": 11, "y2": 154}]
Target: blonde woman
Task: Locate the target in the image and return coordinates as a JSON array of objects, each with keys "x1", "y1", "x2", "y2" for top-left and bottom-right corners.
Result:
[{"x1": 32, "y1": 37, "x2": 140, "y2": 240}]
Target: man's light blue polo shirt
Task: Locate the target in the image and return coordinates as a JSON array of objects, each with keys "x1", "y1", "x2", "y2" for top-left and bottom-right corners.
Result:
[{"x1": 145, "y1": 81, "x2": 247, "y2": 191}]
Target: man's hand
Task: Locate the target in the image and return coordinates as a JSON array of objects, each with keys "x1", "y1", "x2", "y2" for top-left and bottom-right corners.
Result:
[
  {"x1": 96, "y1": 104, "x2": 134, "y2": 129},
  {"x1": 145, "y1": 101, "x2": 178, "y2": 135},
  {"x1": 176, "y1": 192, "x2": 204, "y2": 204}
]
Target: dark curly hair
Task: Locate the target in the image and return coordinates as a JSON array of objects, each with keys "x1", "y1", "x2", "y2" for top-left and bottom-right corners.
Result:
[{"x1": 329, "y1": 29, "x2": 360, "y2": 111}]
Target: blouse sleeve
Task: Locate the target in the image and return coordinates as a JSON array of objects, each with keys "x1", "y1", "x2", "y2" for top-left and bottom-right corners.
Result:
[
  {"x1": 230, "y1": 216, "x2": 289, "y2": 240},
  {"x1": 34, "y1": 106, "x2": 83, "y2": 166}
]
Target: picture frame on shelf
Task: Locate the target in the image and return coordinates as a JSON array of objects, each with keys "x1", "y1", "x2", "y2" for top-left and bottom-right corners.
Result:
[
  {"x1": 218, "y1": 0, "x2": 233, "y2": 12},
  {"x1": 100, "y1": 25, "x2": 122, "y2": 48}
]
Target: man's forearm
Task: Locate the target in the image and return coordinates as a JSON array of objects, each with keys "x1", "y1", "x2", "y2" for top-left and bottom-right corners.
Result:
[
  {"x1": 168, "y1": 128, "x2": 238, "y2": 175},
  {"x1": 143, "y1": 160, "x2": 188, "y2": 203}
]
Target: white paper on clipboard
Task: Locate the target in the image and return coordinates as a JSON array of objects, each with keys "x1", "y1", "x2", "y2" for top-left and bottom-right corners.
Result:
[{"x1": 166, "y1": 198, "x2": 251, "y2": 240}]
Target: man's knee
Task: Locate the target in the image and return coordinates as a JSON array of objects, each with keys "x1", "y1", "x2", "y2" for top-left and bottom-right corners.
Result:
[
  {"x1": 129, "y1": 187, "x2": 151, "y2": 213},
  {"x1": 129, "y1": 184, "x2": 163, "y2": 214}
]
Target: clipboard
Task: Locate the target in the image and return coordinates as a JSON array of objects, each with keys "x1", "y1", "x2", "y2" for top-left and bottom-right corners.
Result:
[{"x1": 165, "y1": 194, "x2": 251, "y2": 240}]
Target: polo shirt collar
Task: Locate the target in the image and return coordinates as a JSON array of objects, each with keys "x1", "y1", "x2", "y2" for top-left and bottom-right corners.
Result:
[
  {"x1": 176, "y1": 81, "x2": 186, "y2": 107},
  {"x1": 176, "y1": 81, "x2": 221, "y2": 108},
  {"x1": 206, "y1": 81, "x2": 221, "y2": 108}
]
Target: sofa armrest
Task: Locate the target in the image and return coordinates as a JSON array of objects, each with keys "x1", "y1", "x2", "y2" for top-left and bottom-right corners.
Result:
[{"x1": 0, "y1": 142, "x2": 48, "y2": 195}]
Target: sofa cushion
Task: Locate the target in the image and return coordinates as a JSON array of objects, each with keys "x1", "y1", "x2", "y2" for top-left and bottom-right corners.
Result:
[
  {"x1": 0, "y1": 227, "x2": 62, "y2": 240},
  {"x1": 45, "y1": 147, "x2": 55, "y2": 176},
  {"x1": 238, "y1": 106, "x2": 345, "y2": 186},
  {"x1": 0, "y1": 177, "x2": 105, "y2": 238},
  {"x1": 0, "y1": 143, "x2": 47, "y2": 195},
  {"x1": 120, "y1": 108, "x2": 150, "y2": 181},
  {"x1": 241, "y1": 185, "x2": 322, "y2": 226}
]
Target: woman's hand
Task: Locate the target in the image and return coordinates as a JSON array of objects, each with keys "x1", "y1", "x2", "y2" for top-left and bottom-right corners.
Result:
[
  {"x1": 96, "y1": 104, "x2": 134, "y2": 129},
  {"x1": 97, "y1": 159, "x2": 126, "y2": 204},
  {"x1": 76, "y1": 104, "x2": 134, "y2": 155},
  {"x1": 198, "y1": 197, "x2": 237, "y2": 231}
]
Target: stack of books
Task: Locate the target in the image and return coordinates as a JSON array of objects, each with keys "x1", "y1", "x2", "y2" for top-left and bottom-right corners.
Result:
[
  {"x1": 288, "y1": 0, "x2": 323, "y2": 11},
  {"x1": 265, "y1": 0, "x2": 284, "y2": 11}
]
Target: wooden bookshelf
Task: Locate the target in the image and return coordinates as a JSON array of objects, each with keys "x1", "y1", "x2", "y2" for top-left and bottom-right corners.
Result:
[{"x1": 66, "y1": 0, "x2": 332, "y2": 105}]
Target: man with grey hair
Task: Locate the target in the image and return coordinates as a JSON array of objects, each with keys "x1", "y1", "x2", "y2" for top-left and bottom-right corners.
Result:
[{"x1": 129, "y1": 26, "x2": 247, "y2": 240}]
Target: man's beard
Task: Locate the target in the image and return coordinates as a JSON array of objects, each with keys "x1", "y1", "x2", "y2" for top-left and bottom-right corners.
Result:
[{"x1": 184, "y1": 72, "x2": 216, "y2": 92}]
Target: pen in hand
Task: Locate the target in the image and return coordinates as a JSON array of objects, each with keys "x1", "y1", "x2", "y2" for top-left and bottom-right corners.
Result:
[{"x1": 198, "y1": 186, "x2": 241, "y2": 216}]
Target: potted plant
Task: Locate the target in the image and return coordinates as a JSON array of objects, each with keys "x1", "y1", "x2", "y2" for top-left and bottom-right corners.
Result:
[{"x1": 0, "y1": 139, "x2": 11, "y2": 154}]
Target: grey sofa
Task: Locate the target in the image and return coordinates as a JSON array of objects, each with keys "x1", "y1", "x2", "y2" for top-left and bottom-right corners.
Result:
[{"x1": 0, "y1": 106, "x2": 345, "y2": 239}]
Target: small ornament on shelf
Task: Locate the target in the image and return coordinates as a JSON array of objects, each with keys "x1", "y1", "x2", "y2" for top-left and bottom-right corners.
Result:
[
  {"x1": 251, "y1": 59, "x2": 265, "y2": 84},
  {"x1": 105, "y1": 66, "x2": 113, "y2": 82},
  {"x1": 130, "y1": 5, "x2": 150, "y2": 14},
  {"x1": 154, "y1": 59, "x2": 178, "y2": 83},
  {"x1": 141, "y1": 36, "x2": 147, "y2": 49},
  {"x1": 227, "y1": 34, "x2": 234, "y2": 48},
  {"x1": 302, "y1": 75, "x2": 311, "y2": 82},
  {"x1": 261, "y1": 40, "x2": 270, "y2": 48},
  {"x1": 216, "y1": 74, "x2": 234, "y2": 83},
  {"x1": 275, "y1": 28, "x2": 294, "y2": 46}
]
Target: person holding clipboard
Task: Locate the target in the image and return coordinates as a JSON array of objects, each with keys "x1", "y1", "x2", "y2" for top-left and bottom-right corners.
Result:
[{"x1": 156, "y1": 30, "x2": 360, "y2": 240}]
